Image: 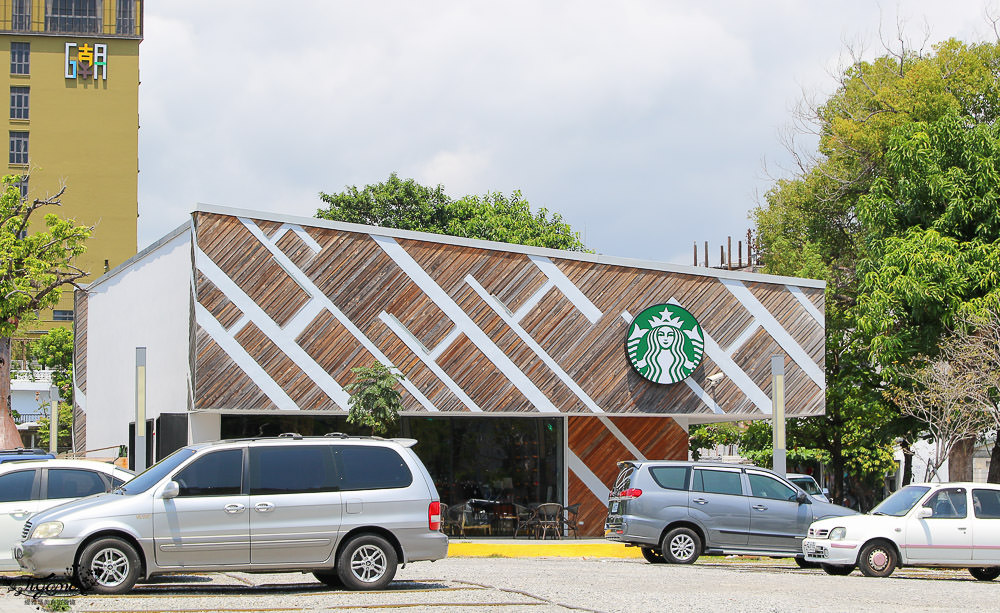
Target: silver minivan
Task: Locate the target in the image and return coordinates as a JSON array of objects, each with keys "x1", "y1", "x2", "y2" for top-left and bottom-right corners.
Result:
[
  {"x1": 605, "y1": 460, "x2": 854, "y2": 565},
  {"x1": 15, "y1": 434, "x2": 448, "y2": 594}
]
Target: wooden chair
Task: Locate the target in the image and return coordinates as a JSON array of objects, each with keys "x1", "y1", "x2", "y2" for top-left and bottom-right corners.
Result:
[
  {"x1": 512, "y1": 503, "x2": 538, "y2": 538},
  {"x1": 534, "y1": 502, "x2": 563, "y2": 539},
  {"x1": 562, "y1": 503, "x2": 581, "y2": 539}
]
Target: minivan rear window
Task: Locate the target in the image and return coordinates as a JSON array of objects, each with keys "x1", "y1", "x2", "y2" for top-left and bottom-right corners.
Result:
[
  {"x1": 338, "y1": 446, "x2": 412, "y2": 491},
  {"x1": 649, "y1": 466, "x2": 690, "y2": 491}
]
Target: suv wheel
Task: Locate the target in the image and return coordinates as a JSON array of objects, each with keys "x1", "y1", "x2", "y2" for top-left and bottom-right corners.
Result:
[
  {"x1": 661, "y1": 527, "x2": 701, "y2": 564},
  {"x1": 76, "y1": 537, "x2": 141, "y2": 595},
  {"x1": 858, "y1": 540, "x2": 897, "y2": 578},
  {"x1": 641, "y1": 547, "x2": 666, "y2": 564},
  {"x1": 336, "y1": 534, "x2": 398, "y2": 590}
]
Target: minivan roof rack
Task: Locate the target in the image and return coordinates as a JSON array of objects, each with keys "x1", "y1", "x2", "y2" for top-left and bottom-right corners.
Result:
[{"x1": 277, "y1": 432, "x2": 302, "y2": 439}]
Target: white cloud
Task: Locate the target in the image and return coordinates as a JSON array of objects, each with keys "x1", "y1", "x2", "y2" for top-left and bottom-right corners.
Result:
[{"x1": 137, "y1": 1, "x2": 996, "y2": 263}]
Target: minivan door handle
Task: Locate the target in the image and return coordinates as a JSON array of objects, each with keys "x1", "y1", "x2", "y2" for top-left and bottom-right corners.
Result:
[
  {"x1": 692, "y1": 498, "x2": 708, "y2": 505},
  {"x1": 254, "y1": 502, "x2": 275, "y2": 513},
  {"x1": 224, "y1": 503, "x2": 246, "y2": 514}
]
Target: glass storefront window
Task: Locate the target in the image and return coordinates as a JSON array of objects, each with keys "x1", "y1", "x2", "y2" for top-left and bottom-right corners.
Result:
[{"x1": 220, "y1": 414, "x2": 564, "y2": 525}]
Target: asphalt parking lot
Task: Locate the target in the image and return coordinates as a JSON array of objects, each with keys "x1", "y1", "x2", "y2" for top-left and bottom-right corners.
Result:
[{"x1": 2, "y1": 552, "x2": 996, "y2": 613}]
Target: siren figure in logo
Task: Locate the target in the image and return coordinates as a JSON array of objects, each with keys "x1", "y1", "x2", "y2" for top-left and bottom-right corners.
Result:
[{"x1": 626, "y1": 305, "x2": 705, "y2": 384}]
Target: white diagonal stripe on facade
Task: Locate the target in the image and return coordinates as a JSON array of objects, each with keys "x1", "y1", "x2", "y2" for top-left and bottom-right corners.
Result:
[
  {"x1": 428, "y1": 327, "x2": 462, "y2": 362},
  {"x1": 195, "y1": 246, "x2": 349, "y2": 409},
  {"x1": 195, "y1": 302, "x2": 299, "y2": 410},
  {"x1": 597, "y1": 416, "x2": 646, "y2": 460},
  {"x1": 529, "y1": 255, "x2": 602, "y2": 324},
  {"x1": 379, "y1": 312, "x2": 470, "y2": 412},
  {"x1": 567, "y1": 449, "x2": 610, "y2": 507},
  {"x1": 466, "y1": 274, "x2": 604, "y2": 413},
  {"x1": 513, "y1": 279, "x2": 554, "y2": 322},
  {"x1": 271, "y1": 223, "x2": 322, "y2": 253},
  {"x1": 726, "y1": 321, "x2": 761, "y2": 356},
  {"x1": 787, "y1": 285, "x2": 825, "y2": 329},
  {"x1": 623, "y1": 308, "x2": 769, "y2": 414},
  {"x1": 237, "y1": 218, "x2": 438, "y2": 413},
  {"x1": 374, "y1": 235, "x2": 560, "y2": 413},
  {"x1": 720, "y1": 279, "x2": 825, "y2": 389}
]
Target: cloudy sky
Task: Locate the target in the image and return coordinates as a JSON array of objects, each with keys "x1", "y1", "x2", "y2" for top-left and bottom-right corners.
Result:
[{"x1": 137, "y1": 2, "x2": 996, "y2": 265}]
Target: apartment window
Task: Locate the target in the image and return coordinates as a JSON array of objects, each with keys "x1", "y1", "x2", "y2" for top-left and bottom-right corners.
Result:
[
  {"x1": 46, "y1": 0, "x2": 101, "y2": 34},
  {"x1": 115, "y1": 0, "x2": 134, "y2": 35},
  {"x1": 12, "y1": 0, "x2": 31, "y2": 31},
  {"x1": 52, "y1": 310, "x2": 74, "y2": 321},
  {"x1": 10, "y1": 87, "x2": 28, "y2": 120},
  {"x1": 10, "y1": 42, "x2": 30, "y2": 75},
  {"x1": 9, "y1": 132, "x2": 28, "y2": 165},
  {"x1": 14, "y1": 177, "x2": 27, "y2": 200}
]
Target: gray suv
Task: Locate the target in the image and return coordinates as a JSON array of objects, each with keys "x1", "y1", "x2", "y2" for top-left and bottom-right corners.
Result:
[
  {"x1": 15, "y1": 434, "x2": 448, "y2": 594},
  {"x1": 605, "y1": 460, "x2": 854, "y2": 564}
]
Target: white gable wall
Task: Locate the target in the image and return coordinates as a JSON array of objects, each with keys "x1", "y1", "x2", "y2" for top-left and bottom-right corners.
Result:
[{"x1": 82, "y1": 226, "x2": 192, "y2": 456}]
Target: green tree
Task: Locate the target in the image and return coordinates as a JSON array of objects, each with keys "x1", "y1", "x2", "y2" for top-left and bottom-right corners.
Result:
[
  {"x1": 751, "y1": 37, "x2": 1000, "y2": 499},
  {"x1": 345, "y1": 361, "x2": 405, "y2": 436},
  {"x1": 30, "y1": 327, "x2": 75, "y2": 448},
  {"x1": 0, "y1": 177, "x2": 90, "y2": 449},
  {"x1": 318, "y1": 174, "x2": 587, "y2": 251}
]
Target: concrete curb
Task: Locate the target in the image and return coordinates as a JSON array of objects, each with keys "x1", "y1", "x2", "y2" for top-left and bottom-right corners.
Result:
[{"x1": 447, "y1": 539, "x2": 643, "y2": 558}]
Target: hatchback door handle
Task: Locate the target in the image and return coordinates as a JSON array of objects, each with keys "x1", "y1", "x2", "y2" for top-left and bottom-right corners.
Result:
[
  {"x1": 224, "y1": 503, "x2": 245, "y2": 514},
  {"x1": 752, "y1": 504, "x2": 768, "y2": 511},
  {"x1": 8, "y1": 509, "x2": 30, "y2": 516},
  {"x1": 692, "y1": 498, "x2": 708, "y2": 505},
  {"x1": 254, "y1": 502, "x2": 275, "y2": 513}
]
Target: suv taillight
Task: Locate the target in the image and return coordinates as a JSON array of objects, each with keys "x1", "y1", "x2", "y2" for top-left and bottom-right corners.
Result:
[
  {"x1": 619, "y1": 488, "x2": 643, "y2": 499},
  {"x1": 429, "y1": 501, "x2": 441, "y2": 531}
]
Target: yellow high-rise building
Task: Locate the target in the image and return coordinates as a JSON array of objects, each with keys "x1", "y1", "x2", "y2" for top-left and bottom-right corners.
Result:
[{"x1": 1, "y1": 1, "x2": 141, "y2": 334}]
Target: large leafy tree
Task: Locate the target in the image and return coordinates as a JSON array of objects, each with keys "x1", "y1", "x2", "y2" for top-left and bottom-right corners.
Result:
[
  {"x1": 318, "y1": 173, "x2": 587, "y2": 251},
  {"x1": 0, "y1": 177, "x2": 90, "y2": 449},
  {"x1": 752, "y1": 37, "x2": 1000, "y2": 498}
]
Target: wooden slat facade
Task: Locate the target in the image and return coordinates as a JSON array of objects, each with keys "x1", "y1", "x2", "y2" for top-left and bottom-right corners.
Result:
[
  {"x1": 73, "y1": 290, "x2": 88, "y2": 453},
  {"x1": 76, "y1": 207, "x2": 827, "y2": 538}
]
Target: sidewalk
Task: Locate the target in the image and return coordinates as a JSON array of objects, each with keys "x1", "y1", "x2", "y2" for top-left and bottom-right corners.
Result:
[
  {"x1": 0, "y1": 593, "x2": 39, "y2": 613},
  {"x1": 447, "y1": 537, "x2": 643, "y2": 558}
]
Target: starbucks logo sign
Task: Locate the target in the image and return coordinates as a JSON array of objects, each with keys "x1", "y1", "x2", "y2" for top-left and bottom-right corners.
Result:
[{"x1": 625, "y1": 304, "x2": 705, "y2": 384}]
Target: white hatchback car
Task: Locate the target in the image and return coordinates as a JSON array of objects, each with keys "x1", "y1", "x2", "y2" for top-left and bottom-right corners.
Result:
[
  {"x1": 802, "y1": 482, "x2": 1000, "y2": 579},
  {"x1": 0, "y1": 459, "x2": 133, "y2": 570}
]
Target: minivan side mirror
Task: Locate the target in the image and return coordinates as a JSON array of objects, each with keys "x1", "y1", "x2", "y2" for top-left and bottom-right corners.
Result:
[
  {"x1": 796, "y1": 491, "x2": 810, "y2": 504},
  {"x1": 160, "y1": 481, "x2": 180, "y2": 500}
]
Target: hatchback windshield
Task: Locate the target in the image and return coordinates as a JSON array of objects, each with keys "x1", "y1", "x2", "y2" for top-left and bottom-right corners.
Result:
[
  {"x1": 119, "y1": 448, "x2": 196, "y2": 494},
  {"x1": 871, "y1": 485, "x2": 931, "y2": 516}
]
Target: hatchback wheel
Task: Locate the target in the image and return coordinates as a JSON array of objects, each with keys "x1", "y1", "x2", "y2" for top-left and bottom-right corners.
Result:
[
  {"x1": 821, "y1": 564, "x2": 854, "y2": 576},
  {"x1": 641, "y1": 547, "x2": 666, "y2": 564},
  {"x1": 661, "y1": 527, "x2": 701, "y2": 564},
  {"x1": 795, "y1": 557, "x2": 820, "y2": 569},
  {"x1": 970, "y1": 567, "x2": 1000, "y2": 581},
  {"x1": 76, "y1": 537, "x2": 141, "y2": 595},
  {"x1": 336, "y1": 534, "x2": 398, "y2": 590},
  {"x1": 858, "y1": 541, "x2": 897, "y2": 578}
]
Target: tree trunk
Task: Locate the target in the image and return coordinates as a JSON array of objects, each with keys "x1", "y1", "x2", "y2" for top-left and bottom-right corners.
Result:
[
  {"x1": 0, "y1": 337, "x2": 23, "y2": 449},
  {"x1": 948, "y1": 436, "x2": 976, "y2": 482},
  {"x1": 900, "y1": 439, "x2": 913, "y2": 487},
  {"x1": 987, "y1": 436, "x2": 1000, "y2": 484}
]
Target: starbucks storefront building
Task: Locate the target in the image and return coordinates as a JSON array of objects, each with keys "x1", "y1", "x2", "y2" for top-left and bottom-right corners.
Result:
[{"x1": 75, "y1": 206, "x2": 826, "y2": 536}]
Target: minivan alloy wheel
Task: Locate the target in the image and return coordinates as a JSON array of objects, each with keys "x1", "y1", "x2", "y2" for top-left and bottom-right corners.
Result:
[
  {"x1": 336, "y1": 534, "x2": 399, "y2": 590},
  {"x1": 76, "y1": 537, "x2": 141, "y2": 595},
  {"x1": 351, "y1": 544, "x2": 387, "y2": 582}
]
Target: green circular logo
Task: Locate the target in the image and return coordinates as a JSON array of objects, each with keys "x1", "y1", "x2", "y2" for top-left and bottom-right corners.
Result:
[{"x1": 625, "y1": 304, "x2": 705, "y2": 384}]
